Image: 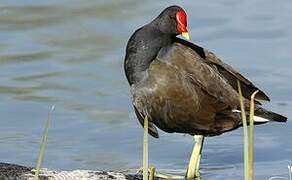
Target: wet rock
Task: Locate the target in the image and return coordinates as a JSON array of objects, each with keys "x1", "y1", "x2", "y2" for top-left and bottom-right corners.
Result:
[{"x1": 0, "y1": 162, "x2": 142, "y2": 180}]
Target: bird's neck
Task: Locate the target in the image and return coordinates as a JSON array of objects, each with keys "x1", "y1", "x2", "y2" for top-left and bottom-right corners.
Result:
[{"x1": 124, "y1": 26, "x2": 173, "y2": 85}]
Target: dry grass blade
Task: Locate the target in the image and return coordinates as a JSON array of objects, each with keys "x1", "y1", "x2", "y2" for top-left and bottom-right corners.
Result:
[{"x1": 34, "y1": 106, "x2": 55, "y2": 180}]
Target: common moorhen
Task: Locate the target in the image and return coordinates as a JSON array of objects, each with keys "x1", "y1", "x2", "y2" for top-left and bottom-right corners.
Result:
[{"x1": 124, "y1": 5, "x2": 287, "y2": 178}]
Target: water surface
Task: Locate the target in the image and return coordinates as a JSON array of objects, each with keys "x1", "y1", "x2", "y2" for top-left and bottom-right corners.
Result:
[{"x1": 0, "y1": 0, "x2": 291, "y2": 179}]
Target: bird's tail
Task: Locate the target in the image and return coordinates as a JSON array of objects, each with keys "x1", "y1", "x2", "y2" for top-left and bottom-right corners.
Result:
[
  {"x1": 233, "y1": 108, "x2": 287, "y2": 124},
  {"x1": 252, "y1": 107, "x2": 287, "y2": 123}
]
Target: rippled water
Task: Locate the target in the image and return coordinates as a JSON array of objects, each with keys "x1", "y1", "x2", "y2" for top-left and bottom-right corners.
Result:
[{"x1": 0, "y1": 0, "x2": 291, "y2": 179}]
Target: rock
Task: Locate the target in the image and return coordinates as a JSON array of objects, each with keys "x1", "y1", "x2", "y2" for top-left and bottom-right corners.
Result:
[{"x1": 0, "y1": 162, "x2": 142, "y2": 180}]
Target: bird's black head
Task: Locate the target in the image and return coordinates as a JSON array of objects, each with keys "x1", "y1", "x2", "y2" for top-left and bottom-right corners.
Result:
[
  {"x1": 124, "y1": 6, "x2": 190, "y2": 85},
  {"x1": 151, "y1": 6, "x2": 189, "y2": 39}
]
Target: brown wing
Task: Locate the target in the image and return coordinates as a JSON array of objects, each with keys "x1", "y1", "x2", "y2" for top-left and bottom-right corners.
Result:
[
  {"x1": 156, "y1": 42, "x2": 241, "y2": 108},
  {"x1": 132, "y1": 43, "x2": 245, "y2": 136},
  {"x1": 174, "y1": 37, "x2": 270, "y2": 102}
]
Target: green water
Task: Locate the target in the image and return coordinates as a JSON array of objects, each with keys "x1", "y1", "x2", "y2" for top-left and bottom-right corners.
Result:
[{"x1": 0, "y1": 0, "x2": 291, "y2": 179}]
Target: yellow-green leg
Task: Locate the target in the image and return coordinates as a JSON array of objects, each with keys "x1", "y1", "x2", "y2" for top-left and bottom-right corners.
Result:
[
  {"x1": 186, "y1": 135, "x2": 205, "y2": 179},
  {"x1": 143, "y1": 115, "x2": 149, "y2": 180}
]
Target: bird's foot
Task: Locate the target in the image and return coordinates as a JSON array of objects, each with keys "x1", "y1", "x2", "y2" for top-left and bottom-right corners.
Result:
[{"x1": 136, "y1": 166, "x2": 156, "y2": 180}]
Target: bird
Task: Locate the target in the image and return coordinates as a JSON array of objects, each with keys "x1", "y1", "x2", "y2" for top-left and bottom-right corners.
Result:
[{"x1": 124, "y1": 5, "x2": 287, "y2": 178}]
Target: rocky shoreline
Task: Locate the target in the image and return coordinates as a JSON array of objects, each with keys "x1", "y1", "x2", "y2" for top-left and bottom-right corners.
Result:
[{"x1": 0, "y1": 162, "x2": 142, "y2": 180}]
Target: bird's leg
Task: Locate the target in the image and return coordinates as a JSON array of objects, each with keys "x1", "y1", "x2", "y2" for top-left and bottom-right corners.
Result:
[
  {"x1": 186, "y1": 135, "x2": 205, "y2": 179},
  {"x1": 143, "y1": 115, "x2": 149, "y2": 180}
]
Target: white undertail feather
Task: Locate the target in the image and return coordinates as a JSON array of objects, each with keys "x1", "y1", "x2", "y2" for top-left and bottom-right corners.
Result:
[
  {"x1": 232, "y1": 109, "x2": 270, "y2": 122},
  {"x1": 253, "y1": 116, "x2": 269, "y2": 122},
  {"x1": 232, "y1": 109, "x2": 241, "y2": 113}
]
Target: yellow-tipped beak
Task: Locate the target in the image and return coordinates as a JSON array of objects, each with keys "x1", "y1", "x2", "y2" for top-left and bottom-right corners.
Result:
[{"x1": 181, "y1": 32, "x2": 190, "y2": 40}]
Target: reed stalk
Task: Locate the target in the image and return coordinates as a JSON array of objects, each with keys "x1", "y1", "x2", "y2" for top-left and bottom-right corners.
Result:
[
  {"x1": 237, "y1": 81, "x2": 249, "y2": 180},
  {"x1": 34, "y1": 106, "x2": 55, "y2": 180},
  {"x1": 238, "y1": 80, "x2": 259, "y2": 180},
  {"x1": 248, "y1": 90, "x2": 259, "y2": 179},
  {"x1": 149, "y1": 166, "x2": 155, "y2": 180}
]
